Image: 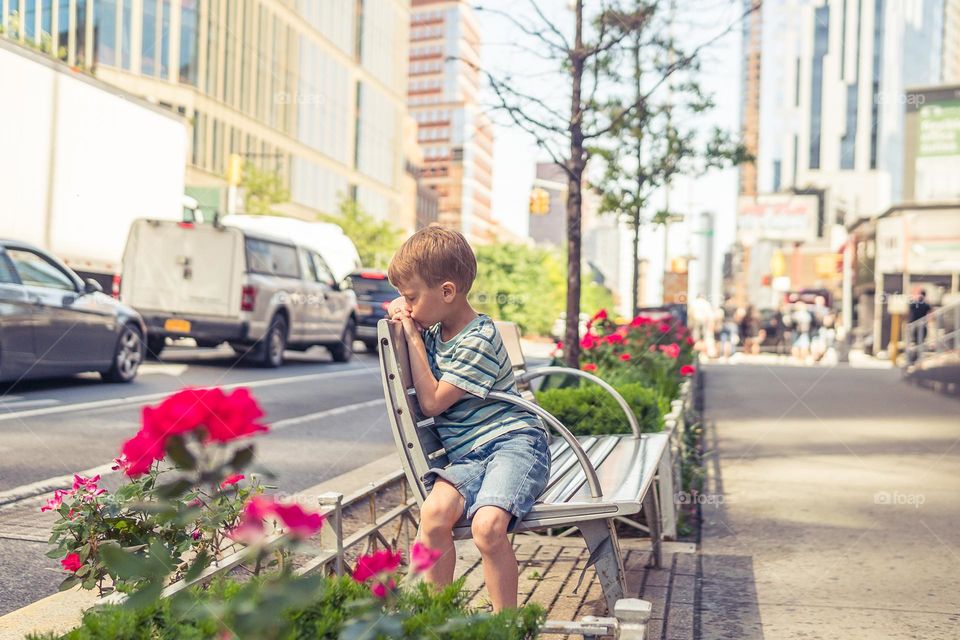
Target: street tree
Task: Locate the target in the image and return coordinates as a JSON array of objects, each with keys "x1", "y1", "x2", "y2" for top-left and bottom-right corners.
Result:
[
  {"x1": 319, "y1": 198, "x2": 403, "y2": 270},
  {"x1": 477, "y1": 0, "x2": 759, "y2": 366},
  {"x1": 240, "y1": 162, "x2": 289, "y2": 216}
]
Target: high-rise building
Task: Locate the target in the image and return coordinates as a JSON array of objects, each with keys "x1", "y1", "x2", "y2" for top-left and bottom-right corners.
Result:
[
  {"x1": 739, "y1": 0, "x2": 762, "y2": 197},
  {"x1": 408, "y1": 0, "x2": 496, "y2": 244},
  {"x1": 1, "y1": 0, "x2": 416, "y2": 230}
]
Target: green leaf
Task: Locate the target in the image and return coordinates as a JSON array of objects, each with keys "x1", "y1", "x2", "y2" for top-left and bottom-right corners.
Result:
[
  {"x1": 165, "y1": 435, "x2": 196, "y2": 470},
  {"x1": 183, "y1": 551, "x2": 210, "y2": 583},
  {"x1": 155, "y1": 478, "x2": 194, "y2": 500},
  {"x1": 45, "y1": 548, "x2": 67, "y2": 559},
  {"x1": 99, "y1": 543, "x2": 149, "y2": 581},
  {"x1": 228, "y1": 445, "x2": 254, "y2": 471},
  {"x1": 57, "y1": 575, "x2": 81, "y2": 592}
]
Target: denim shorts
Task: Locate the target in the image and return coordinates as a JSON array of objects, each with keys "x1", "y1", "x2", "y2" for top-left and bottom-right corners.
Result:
[{"x1": 422, "y1": 426, "x2": 551, "y2": 526}]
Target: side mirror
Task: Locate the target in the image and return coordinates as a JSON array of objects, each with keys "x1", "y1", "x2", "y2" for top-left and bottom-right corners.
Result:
[{"x1": 84, "y1": 278, "x2": 103, "y2": 294}]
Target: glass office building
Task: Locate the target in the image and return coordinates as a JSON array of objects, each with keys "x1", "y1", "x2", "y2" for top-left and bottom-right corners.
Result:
[{"x1": 1, "y1": 0, "x2": 415, "y2": 226}]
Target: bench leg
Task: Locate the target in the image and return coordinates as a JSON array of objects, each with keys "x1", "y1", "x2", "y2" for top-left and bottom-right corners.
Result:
[
  {"x1": 578, "y1": 519, "x2": 627, "y2": 614},
  {"x1": 643, "y1": 489, "x2": 662, "y2": 569},
  {"x1": 657, "y1": 446, "x2": 678, "y2": 541}
]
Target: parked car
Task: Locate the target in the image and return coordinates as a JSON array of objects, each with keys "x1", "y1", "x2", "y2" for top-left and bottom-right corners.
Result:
[
  {"x1": 0, "y1": 240, "x2": 145, "y2": 383},
  {"x1": 120, "y1": 219, "x2": 358, "y2": 367},
  {"x1": 342, "y1": 270, "x2": 397, "y2": 351}
]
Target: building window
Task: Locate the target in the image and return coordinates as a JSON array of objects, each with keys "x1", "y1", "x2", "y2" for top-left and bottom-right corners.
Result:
[
  {"x1": 141, "y1": 0, "x2": 157, "y2": 75},
  {"x1": 809, "y1": 5, "x2": 829, "y2": 170},
  {"x1": 869, "y1": 0, "x2": 884, "y2": 169},
  {"x1": 159, "y1": 0, "x2": 171, "y2": 77},
  {"x1": 94, "y1": 0, "x2": 118, "y2": 67},
  {"x1": 179, "y1": 0, "x2": 198, "y2": 85}
]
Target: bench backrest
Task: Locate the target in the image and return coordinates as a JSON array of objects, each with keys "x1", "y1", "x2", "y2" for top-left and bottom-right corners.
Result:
[{"x1": 376, "y1": 320, "x2": 446, "y2": 505}]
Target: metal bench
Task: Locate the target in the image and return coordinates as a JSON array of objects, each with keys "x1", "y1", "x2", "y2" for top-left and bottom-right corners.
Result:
[
  {"x1": 377, "y1": 319, "x2": 671, "y2": 614},
  {"x1": 494, "y1": 321, "x2": 680, "y2": 543}
]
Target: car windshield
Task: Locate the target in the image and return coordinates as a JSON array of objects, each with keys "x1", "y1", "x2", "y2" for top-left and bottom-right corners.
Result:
[{"x1": 349, "y1": 276, "x2": 396, "y2": 296}]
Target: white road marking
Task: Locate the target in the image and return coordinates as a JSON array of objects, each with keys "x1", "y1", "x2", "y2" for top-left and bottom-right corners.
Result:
[
  {"x1": 0, "y1": 399, "x2": 60, "y2": 410},
  {"x1": 0, "y1": 397, "x2": 385, "y2": 509},
  {"x1": 0, "y1": 367, "x2": 374, "y2": 423}
]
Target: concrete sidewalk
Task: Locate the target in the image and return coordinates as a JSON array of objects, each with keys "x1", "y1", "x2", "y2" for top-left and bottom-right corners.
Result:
[{"x1": 699, "y1": 363, "x2": 960, "y2": 639}]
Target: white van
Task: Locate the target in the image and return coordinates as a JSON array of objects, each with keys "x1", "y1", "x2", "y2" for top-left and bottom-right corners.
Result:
[{"x1": 120, "y1": 218, "x2": 358, "y2": 366}]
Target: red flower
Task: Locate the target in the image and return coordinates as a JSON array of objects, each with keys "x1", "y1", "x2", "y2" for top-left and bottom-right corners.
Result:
[
  {"x1": 582, "y1": 363, "x2": 598, "y2": 372},
  {"x1": 658, "y1": 323, "x2": 671, "y2": 333},
  {"x1": 659, "y1": 343, "x2": 680, "y2": 359},
  {"x1": 61, "y1": 553, "x2": 82, "y2": 573},
  {"x1": 580, "y1": 333, "x2": 598, "y2": 350},
  {"x1": 680, "y1": 364, "x2": 695, "y2": 377},
  {"x1": 72, "y1": 474, "x2": 100, "y2": 491},
  {"x1": 410, "y1": 541, "x2": 442, "y2": 573},
  {"x1": 604, "y1": 333, "x2": 624, "y2": 345},
  {"x1": 143, "y1": 387, "x2": 226, "y2": 438},
  {"x1": 352, "y1": 548, "x2": 404, "y2": 583},
  {"x1": 630, "y1": 316, "x2": 653, "y2": 327},
  {"x1": 204, "y1": 388, "x2": 269, "y2": 443},
  {"x1": 220, "y1": 474, "x2": 245, "y2": 489},
  {"x1": 370, "y1": 578, "x2": 397, "y2": 598},
  {"x1": 120, "y1": 428, "x2": 167, "y2": 477},
  {"x1": 620, "y1": 353, "x2": 631, "y2": 361},
  {"x1": 590, "y1": 309, "x2": 608, "y2": 323},
  {"x1": 686, "y1": 336, "x2": 695, "y2": 346},
  {"x1": 270, "y1": 501, "x2": 325, "y2": 539}
]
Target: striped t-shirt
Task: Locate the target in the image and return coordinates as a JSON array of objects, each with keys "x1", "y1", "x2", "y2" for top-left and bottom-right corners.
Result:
[{"x1": 423, "y1": 314, "x2": 544, "y2": 462}]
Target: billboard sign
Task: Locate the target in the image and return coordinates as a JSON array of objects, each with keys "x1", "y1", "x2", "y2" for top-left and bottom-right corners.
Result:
[
  {"x1": 737, "y1": 194, "x2": 819, "y2": 244},
  {"x1": 915, "y1": 99, "x2": 960, "y2": 201}
]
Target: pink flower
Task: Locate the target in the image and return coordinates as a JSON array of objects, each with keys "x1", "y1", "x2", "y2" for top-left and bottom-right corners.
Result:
[
  {"x1": 580, "y1": 334, "x2": 598, "y2": 350},
  {"x1": 120, "y1": 428, "x2": 167, "y2": 477},
  {"x1": 352, "y1": 549, "x2": 404, "y2": 583},
  {"x1": 658, "y1": 323, "x2": 671, "y2": 333},
  {"x1": 40, "y1": 490, "x2": 67, "y2": 513},
  {"x1": 143, "y1": 387, "x2": 226, "y2": 438},
  {"x1": 410, "y1": 541, "x2": 442, "y2": 573},
  {"x1": 111, "y1": 455, "x2": 129, "y2": 472},
  {"x1": 220, "y1": 474, "x2": 245, "y2": 489},
  {"x1": 61, "y1": 553, "x2": 82, "y2": 573},
  {"x1": 191, "y1": 528, "x2": 202, "y2": 540},
  {"x1": 591, "y1": 309, "x2": 608, "y2": 322},
  {"x1": 582, "y1": 363, "x2": 598, "y2": 372},
  {"x1": 604, "y1": 333, "x2": 624, "y2": 345},
  {"x1": 686, "y1": 336, "x2": 695, "y2": 346},
  {"x1": 204, "y1": 388, "x2": 269, "y2": 443},
  {"x1": 370, "y1": 578, "x2": 396, "y2": 598},
  {"x1": 631, "y1": 316, "x2": 653, "y2": 327},
  {"x1": 680, "y1": 364, "x2": 695, "y2": 377},
  {"x1": 233, "y1": 496, "x2": 324, "y2": 541},
  {"x1": 72, "y1": 474, "x2": 100, "y2": 491},
  {"x1": 620, "y1": 353, "x2": 631, "y2": 361}
]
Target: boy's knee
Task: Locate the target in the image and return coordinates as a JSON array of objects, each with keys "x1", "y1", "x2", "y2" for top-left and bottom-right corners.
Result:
[
  {"x1": 470, "y1": 507, "x2": 510, "y2": 552},
  {"x1": 421, "y1": 488, "x2": 463, "y2": 531}
]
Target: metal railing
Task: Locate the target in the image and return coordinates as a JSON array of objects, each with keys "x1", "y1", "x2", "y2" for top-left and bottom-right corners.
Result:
[{"x1": 905, "y1": 299, "x2": 960, "y2": 368}]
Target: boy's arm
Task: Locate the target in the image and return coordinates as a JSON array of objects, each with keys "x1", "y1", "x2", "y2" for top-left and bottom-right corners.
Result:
[{"x1": 396, "y1": 316, "x2": 466, "y2": 417}]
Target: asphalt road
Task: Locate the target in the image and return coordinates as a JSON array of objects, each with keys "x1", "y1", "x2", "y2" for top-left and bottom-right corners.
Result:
[{"x1": 0, "y1": 343, "x2": 396, "y2": 615}]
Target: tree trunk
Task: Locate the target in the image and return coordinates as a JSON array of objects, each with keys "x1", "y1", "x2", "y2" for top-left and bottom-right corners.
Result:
[
  {"x1": 631, "y1": 20, "x2": 644, "y2": 318},
  {"x1": 564, "y1": 0, "x2": 585, "y2": 369}
]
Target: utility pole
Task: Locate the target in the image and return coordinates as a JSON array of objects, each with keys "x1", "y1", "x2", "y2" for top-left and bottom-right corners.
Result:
[{"x1": 631, "y1": 7, "x2": 644, "y2": 317}]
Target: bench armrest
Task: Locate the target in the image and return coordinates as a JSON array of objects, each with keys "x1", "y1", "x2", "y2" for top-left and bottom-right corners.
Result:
[
  {"x1": 486, "y1": 390, "x2": 603, "y2": 499},
  {"x1": 516, "y1": 367, "x2": 642, "y2": 438}
]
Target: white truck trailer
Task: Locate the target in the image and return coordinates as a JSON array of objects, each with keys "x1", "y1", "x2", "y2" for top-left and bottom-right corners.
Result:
[{"x1": 0, "y1": 38, "x2": 193, "y2": 294}]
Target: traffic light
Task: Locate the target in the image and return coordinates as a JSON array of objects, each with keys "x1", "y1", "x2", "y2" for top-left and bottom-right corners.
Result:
[{"x1": 529, "y1": 187, "x2": 550, "y2": 215}]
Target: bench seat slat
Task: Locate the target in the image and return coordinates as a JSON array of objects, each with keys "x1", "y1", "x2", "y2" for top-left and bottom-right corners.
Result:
[
  {"x1": 565, "y1": 433, "x2": 669, "y2": 505},
  {"x1": 541, "y1": 435, "x2": 621, "y2": 504}
]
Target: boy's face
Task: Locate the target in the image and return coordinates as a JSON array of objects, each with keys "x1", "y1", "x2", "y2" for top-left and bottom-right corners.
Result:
[{"x1": 397, "y1": 275, "x2": 457, "y2": 327}]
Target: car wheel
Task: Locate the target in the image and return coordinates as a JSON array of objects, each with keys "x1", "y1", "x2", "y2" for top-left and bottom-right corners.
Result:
[
  {"x1": 146, "y1": 335, "x2": 165, "y2": 359},
  {"x1": 329, "y1": 318, "x2": 355, "y2": 363},
  {"x1": 362, "y1": 338, "x2": 378, "y2": 353},
  {"x1": 260, "y1": 315, "x2": 287, "y2": 368},
  {"x1": 102, "y1": 324, "x2": 144, "y2": 383}
]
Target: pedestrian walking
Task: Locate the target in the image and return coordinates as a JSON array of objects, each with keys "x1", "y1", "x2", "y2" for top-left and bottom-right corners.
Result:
[
  {"x1": 908, "y1": 288, "x2": 932, "y2": 363},
  {"x1": 386, "y1": 226, "x2": 551, "y2": 613}
]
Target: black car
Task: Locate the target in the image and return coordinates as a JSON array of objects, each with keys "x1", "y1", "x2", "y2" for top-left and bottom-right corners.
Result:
[
  {"x1": 0, "y1": 240, "x2": 146, "y2": 383},
  {"x1": 343, "y1": 270, "x2": 396, "y2": 351}
]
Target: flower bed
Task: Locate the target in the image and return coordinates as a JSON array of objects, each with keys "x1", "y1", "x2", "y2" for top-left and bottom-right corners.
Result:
[
  {"x1": 536, "y1": 309, "x2": 696, "y2": 434},
  {"x1": 35, "y1": 387, "x2": 545, "y2": 639}
]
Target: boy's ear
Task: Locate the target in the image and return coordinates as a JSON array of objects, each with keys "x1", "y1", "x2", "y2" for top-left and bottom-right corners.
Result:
[{"x1": 440, "y1": 281, "x2": 457, "y2": 301}]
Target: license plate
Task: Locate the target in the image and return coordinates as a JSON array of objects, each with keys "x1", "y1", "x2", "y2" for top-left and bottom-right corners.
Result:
[
  {"x1": 164, "y1": 318, "x2": 191, "y2": 333},
  {"x1": 357, "y1": 304, "x2": 373, "y2": 315}
]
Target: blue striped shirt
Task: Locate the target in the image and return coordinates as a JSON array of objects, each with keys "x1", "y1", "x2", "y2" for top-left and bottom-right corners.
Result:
[{"x1": 423, "y1": 314, "x2": 544, "y2": 462}]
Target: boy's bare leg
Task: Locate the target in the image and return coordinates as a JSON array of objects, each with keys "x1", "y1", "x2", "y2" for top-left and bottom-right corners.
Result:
[
  {"x1": 471, "y1": 505, "x2": 517, "y2": 611},
  {"x1": 420, "y1": 479, "x2": 465, "y2": 585}
]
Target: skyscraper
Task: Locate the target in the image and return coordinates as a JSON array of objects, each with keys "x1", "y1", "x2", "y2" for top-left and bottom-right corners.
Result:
[{"x1": 408, "y1": 0, "x2": 496, "y2": 244}]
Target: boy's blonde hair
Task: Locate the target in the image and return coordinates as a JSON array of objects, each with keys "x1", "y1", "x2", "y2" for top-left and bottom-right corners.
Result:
[{"x1": 388, "y1": 225, "x2": 477, "y2": 294}]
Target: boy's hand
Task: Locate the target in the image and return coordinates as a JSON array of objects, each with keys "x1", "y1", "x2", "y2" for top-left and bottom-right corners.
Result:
[{"x1": 387, "y1": 297, "x2": 407, "y2": 318}]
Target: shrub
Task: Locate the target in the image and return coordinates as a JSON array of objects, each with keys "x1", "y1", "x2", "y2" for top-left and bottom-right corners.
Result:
[
  {"x1": 27, "y1": 576, "x2": 545, "y2": 640},
  {"x1": 535, "y1": 381, "x2": 662, "y2": 436}
]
